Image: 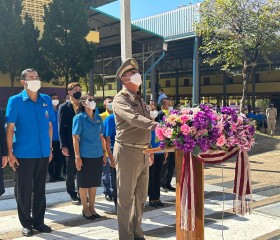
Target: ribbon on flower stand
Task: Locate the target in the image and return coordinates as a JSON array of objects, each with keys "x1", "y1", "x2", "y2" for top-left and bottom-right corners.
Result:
[
  {"x1": 233, "y1": 151, "x2": 252, "y2": 214},
  {"x1": 180, "y1": 149, "x2": 252, "y2": 231}
]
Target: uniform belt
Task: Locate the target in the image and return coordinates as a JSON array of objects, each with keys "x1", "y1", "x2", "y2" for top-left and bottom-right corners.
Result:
[{"x1": 118, "y1": 141, "x2": 149, "y2": 149}]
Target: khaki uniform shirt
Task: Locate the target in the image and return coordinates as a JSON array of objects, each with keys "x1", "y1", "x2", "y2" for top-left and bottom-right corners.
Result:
[
  {"x1": 113, "y1": 88, "x2": 157, "y2": 147},
  {"x1": 266, "y1": 107, "x2": 277, "y2": 120}
]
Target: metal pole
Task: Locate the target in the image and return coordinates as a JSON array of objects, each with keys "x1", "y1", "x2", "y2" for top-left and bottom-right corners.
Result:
[
  {"x1": 102, "y1": 57, "x2": 105, "y2": 99},
  {"x1": 142, "y1": 43, "x2": 145, "y2": 94},
  {"x1": 150, "y1": 53, "x2": 156, "y2": 101},
  {"x1": 252, "y1": 68, "x2": 256, "y2": 112},
  {"x1": 175, "y1": 69, "x2": 179, "y2": 105},
  {"x1": 89, "y1": 69, "x2": 94, "y2": 95},
  {"x1": 192, "y1": 36, "x2": 200, "y2": 105},
  {"x1": 120, "y1": 0, "x2": 132, "y2": 62}
]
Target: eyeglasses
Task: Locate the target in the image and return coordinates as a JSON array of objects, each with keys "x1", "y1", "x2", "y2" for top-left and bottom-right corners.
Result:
[{"x1": 25, "y1": 77, "x2": 41, "y2": 81}]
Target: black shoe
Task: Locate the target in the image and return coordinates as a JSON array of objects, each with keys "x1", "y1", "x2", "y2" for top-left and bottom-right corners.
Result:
[
  {"x1": 22, "y1": 227, "x2": 33, "y2": 237},
  {"x1": 160, "y1": 187, "x2": 168, "y2": 192},
  {"x1": 55, "y1": 176, "x2": 65, "y2": 181},
  {"x1": 149, "y1": 200, "x2": 158, "y2": 208},
  {"x1": 92, "y1": 213, "x2": 102, "y2": 218},
  {"x1": 71, "y1": 195, "x2": 81, "y2": 205},
  {"x1": 134, "y1": 238, "x2": 146, "y2": 240},
  {"x1": 49, "y1": 177, "x2": 56, "y2": 182},
  {"x1": 157, "y1": 200, "x2": 165, "y2": 207},
  {"x1": 105, "y1": 194, "x2": 113, "y2": 202},
  {"x1": 166, "y1": 185, "x2": 176, "y2": 191},
  {"x1": 33, "y1": 224, "x2": 52, "y2": 233},
  {"x1": 82, "y1": 211, "x2": 95, "y2": 220}
]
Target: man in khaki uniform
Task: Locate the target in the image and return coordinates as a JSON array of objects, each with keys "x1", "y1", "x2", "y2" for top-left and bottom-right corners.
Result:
[
  {"x1": 266, "y1": 103, "x2": 277, "y2": 136},
  {"x1": 112, "y1": 58, "x2": 157, "y2": 240}
]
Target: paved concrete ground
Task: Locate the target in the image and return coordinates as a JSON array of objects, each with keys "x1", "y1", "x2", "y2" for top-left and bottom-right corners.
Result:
[{"x1": 1, "y1": 131, "x2": 280, "y2": 240}]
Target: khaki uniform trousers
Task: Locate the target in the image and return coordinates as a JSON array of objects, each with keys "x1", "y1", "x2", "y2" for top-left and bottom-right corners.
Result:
[
  {"x1": 114, "y1": 142, "x2": 149, "y2": 240},
  {"x1": 267, "y1": 119, "x2": 276, "y2": 135}
]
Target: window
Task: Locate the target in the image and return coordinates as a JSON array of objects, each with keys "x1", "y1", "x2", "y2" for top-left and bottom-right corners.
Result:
[
  {"x1": 166, "y1": 80, "x2": 171, "y2": 87},
  {"x1": 184, "y1": 78, "x2": 189, "y2": 86},
  {"x1": 204, "y1": 77, "x2": 210, "y2": 85},
  {"x1": 255, "y1": 65, "x2": 269, "y2": 71},
  {"x1": 271, "y1": 64, "x2": 280, "y2": 70},
  {"x1": 149, "y1": 82, "x2": 151, "y2": 88},
  {"x1": 228, "y1": 76, "x2": 233, "y2": 84},
  {"x1": 255, "y1": 74, "x2": 260, "y2": 83}
]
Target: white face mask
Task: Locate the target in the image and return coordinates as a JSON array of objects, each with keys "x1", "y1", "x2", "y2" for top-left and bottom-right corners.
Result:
[
  {"x1": 150, "y1": 110, "x2": 159, "y2": 119},
  {"x1": 26, "y1": 80, "x2": 41, "y2": 92},
  {"x1": 168, "y1": 106, "x2": 173, "y2": 112},
  {"x1": 107, "y1": 102, "x2": 113, "y2": 111},
  {"x1": 130, "y1": 73, "x2": 142, "y2": 86},
  {"x1": 52, "y1": 99, "x2": 59, "y2": 106},
  {"x1": 86, "y1": 100, "x2": 96, "y2": 110}
]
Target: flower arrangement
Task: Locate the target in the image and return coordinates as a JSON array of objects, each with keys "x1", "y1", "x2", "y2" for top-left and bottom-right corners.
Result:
[{"x1": 155, "y1": 104, "x2": 255, "y2": 156}]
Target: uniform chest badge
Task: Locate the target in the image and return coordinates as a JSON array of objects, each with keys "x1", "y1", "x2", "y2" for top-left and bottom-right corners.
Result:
[{"x1": 45, "y1": 110, "x2": 49, "y2": 119}]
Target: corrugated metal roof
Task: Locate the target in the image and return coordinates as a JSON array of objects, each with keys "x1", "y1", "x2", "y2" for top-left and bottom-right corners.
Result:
[{"x1": 132, "y1": 3, "x2": 200, "y2": 41}]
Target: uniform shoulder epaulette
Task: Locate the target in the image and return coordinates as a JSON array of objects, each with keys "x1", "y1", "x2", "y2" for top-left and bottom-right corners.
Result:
[{"x1": 121, "y1": 89, "x2": 128, "y2": 95}]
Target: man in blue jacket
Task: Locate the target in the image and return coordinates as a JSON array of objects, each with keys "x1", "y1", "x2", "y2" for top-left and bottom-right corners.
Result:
[{"x1": 6, "y1": 68, "x2": 55, "y2": 237}]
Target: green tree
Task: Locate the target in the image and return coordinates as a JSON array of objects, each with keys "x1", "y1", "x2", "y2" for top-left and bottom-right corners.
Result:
[
  {"x1": 196, "y1": 0, "x2": 280, "y2": 111},
  {"x1": 21, "y1": 14, "x2": 54, "y2": 81},
  {"x1": 40, "y1": 0, "x2": 95, "y2": 91},
  {"x1": 0, "y1": 0, "x2": 24, "y2": 89},
  {"x1": 22, "y1": 14, "x2": 40, "y2": 69}
]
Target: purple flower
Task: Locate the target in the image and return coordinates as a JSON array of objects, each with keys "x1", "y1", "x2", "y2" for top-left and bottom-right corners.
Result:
[{"x1": 155, "y1": 104, "x2": 255, "y2": 154}]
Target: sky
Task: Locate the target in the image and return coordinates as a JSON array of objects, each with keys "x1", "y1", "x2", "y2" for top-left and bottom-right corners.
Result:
[{"x1": 98, "y1": 0, "x2": 201, "y2": 21}]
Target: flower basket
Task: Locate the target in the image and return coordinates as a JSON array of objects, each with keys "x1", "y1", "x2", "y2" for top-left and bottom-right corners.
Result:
[{"x1": 154, "y1": 104, "x2": 255, "y2": 231}]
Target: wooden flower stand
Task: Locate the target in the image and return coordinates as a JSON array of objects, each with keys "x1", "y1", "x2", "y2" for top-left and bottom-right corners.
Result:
[{"x1": 175, "y1": 150, "x2": 204, "y2": 240}]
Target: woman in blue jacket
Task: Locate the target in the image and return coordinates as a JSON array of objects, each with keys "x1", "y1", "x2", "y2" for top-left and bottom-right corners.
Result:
[{"x1": 72, "y1": 93, "x2": 107, "y2": 219}]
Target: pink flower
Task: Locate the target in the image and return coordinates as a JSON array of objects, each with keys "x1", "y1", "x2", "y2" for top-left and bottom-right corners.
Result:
[
  {"x1": 216, "y1": 134, "x2": 226, "y2": 147},
  {"x1": 190, "y1": 126, "x2": 197, "y2": 135},
  {"x1": 217, "y1": 122, "x2": 224, "y2": 133},
  {"x1": 195, "y1": 129, "x2": 207, "y2": 139},
  {"x1": 166, "y1": 114, "x2": 178, "y2": 126},
  {"x1": 231, "y1": 123, "x2": 237, "y2": 131},
  {"x1": 237, "y1": 116, "x2": 243, "y2": 124},
  {"x1": 179, "y1": 114, "x2": 190, "y2": 124},
  {"x1": 155, "y1": 127, "x2": 164, "y2": 140},
  {"x1": 163, "y1": 128, "x2": 173, "y2": 138},
  {"x1": 180, "y1": 107, "x2": 191, "y2": 115},
  {"x1": 180, "y1": 124, "x2": 191, "y2": 135}
]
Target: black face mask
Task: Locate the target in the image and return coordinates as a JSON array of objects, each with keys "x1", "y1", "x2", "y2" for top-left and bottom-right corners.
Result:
[{"x1": 72, "y1": 91, "x2": 81, "y2": 100}]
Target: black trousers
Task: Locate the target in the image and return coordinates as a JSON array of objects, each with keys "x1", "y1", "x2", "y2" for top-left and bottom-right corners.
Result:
[
  {"x1": 111, "y1": 167, "x2": 117, "y2": 206},
  {"x1": 161, "y1": 152, "x2": 175, "y2": 186},
  {"x1": 14, "y1": 157, "x2": 49, "y2": 228},
  {"x1": 0, "y1": 166, "x2": 4, "y2": 196},
  {"x1": 48, "y1": 141, "x2": 64, "y2": 179},
  {"x1": 149, "y1": 154, "x2": 164, "y2": 200},
  {"x1": 65, "y1": 148, "x2": 78, "y2": 197}
]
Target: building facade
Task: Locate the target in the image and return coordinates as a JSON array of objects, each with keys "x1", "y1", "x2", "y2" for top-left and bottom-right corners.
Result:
[{"x1": 21, "y1": 0, "x2": 52, "y2": 33}]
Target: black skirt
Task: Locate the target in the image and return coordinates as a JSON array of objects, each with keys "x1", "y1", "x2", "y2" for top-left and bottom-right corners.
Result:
[{"x1": 77, "y1": 156, "x2": 103, "y2": 188}]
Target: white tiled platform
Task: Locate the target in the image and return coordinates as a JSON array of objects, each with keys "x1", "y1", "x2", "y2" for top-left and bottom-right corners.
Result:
[{"x1": 1, "y1": 180, "x2": 279, "y2": 240}]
